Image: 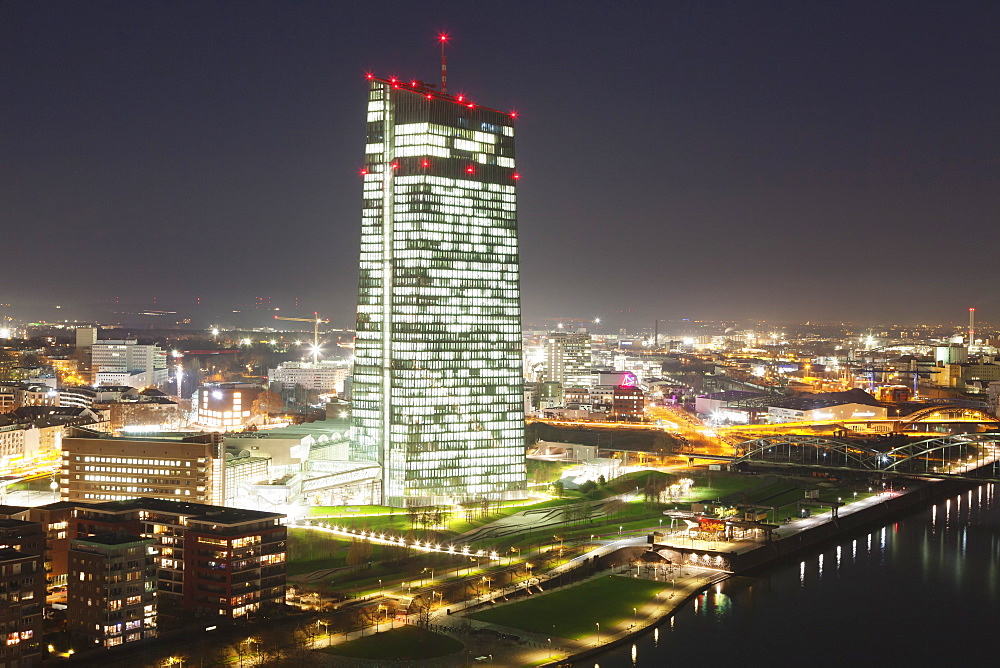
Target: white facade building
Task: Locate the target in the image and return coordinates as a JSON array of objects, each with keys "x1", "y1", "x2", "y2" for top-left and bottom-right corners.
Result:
[
  {"x1": 91, "y1": 340, "x2": 168, "y2": 388},
  {"x1": 545, "y1": 331, "x2": 593, "y2": 387},
  {"x1": 268, "y1": 361, "x2": 350, "y2": 393}
]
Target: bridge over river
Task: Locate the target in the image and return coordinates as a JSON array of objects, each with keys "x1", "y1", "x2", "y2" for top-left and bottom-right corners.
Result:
[{"x1": 688, "y1": 432, "x2": 1000, "y2": 482}]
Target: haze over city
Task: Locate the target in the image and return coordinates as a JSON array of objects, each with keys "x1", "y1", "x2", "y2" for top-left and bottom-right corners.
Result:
[
  {"x1": 2, "y1": 3, "x2": 1000, "y2": 667},
  {"x1": 4, "y1": 1, "x2": 999, "y2": 327}
]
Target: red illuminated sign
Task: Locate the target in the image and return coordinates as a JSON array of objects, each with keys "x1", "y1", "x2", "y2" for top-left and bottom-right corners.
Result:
[{"x1": 698, "y1": 517, "x2": 725, "y2": 532}]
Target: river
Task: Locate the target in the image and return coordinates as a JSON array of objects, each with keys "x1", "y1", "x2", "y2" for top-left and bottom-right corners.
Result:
[{"x1": 583, "y1": 482, "x2": 1000, "y2": 667}]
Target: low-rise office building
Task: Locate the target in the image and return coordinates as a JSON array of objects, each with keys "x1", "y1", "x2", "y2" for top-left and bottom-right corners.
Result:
[{"x1": 60, "y1": 427, "x2": 225, "y2": 506}]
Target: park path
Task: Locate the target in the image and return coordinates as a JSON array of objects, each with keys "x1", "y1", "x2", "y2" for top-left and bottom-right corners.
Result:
[
  {"x1": 457, "y1": 491, "x2": 637, "y2": 544},
  {"x1": 302, "y1": 563, "x2": 721, "y2": 667}
]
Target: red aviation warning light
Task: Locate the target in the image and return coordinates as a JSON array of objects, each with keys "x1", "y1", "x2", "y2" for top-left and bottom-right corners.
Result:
[
  {"x1": 365, "y1": 72, "x2": 374, "y2": 80},
  {"x1": 391, "y1": 162, "x2": 400, "y2": 170},
  {"x1": 466, "y1": 164, "x2": 475, "y2": 174},
  {"x1": 438, "y1": 32, "x2": 450, "y2": 94},
  {"x1": 359, "y1": 168, "x2": 369, "y2": 176},
  {"x1": 509, "y1": 110, "x2": 519, "y2": 119},
  {"x1": 421, "y1": 159, "x2": 430, "y2": 168},
  {"x1": 512, "y1": 172, "x2": 521, "y2": 180}
]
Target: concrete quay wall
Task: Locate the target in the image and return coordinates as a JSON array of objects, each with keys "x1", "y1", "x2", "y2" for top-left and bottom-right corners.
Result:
[{"x1": 730, "y1": 477, "x2": 975, "y2": 573}]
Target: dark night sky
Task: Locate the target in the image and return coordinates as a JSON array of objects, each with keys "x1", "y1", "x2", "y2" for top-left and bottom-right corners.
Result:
[{"x1": 3, "y1": 1, "x2": 998, "y2": 329}]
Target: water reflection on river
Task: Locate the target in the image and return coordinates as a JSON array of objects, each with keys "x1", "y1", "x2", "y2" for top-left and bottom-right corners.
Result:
[{"x1": 583, "y1": 483, "x2": 1000, "y2": 668}]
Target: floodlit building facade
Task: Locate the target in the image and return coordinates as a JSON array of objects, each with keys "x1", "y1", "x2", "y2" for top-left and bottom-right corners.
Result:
[
  {"x1": 352, "y1": 75, "x2": 527, "y2": 506},
  {"x1": 192, "y1": 384, "x2": 261, "y2": 431}
]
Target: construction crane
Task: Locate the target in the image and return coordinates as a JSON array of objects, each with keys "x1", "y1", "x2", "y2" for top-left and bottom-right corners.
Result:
[{"x1": 273, "y1": 313, "x2": 330, "y2": 365}]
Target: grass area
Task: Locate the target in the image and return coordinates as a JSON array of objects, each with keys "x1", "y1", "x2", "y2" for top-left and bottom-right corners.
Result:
[
  {"x1": 287, "y1": 527, "x2": 490, "y2": 593},
  {"x1": 485, "y1": 502, "x2": 671, "y2": 552},
  {"x1": 318, "y1": 625, "x2": 463, "y2": 660},
  {"x1": 469, "y1": 575, "x2": 664, "y2": 639},
  {"x1": 306, "y1": 496, "x2": 576, "y2": 544},
  {"x1": 684, "y1": 473, "x2": 772, "y2": 503},
  {"x1": 286, "y1": 528, "x2": 346, "y2": 576},
  {"x1": 449, "y1": 497, "x2": 575, "y2": 535}
]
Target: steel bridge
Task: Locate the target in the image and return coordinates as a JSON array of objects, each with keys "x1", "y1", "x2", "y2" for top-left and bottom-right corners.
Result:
[{"x1": 730, "y1": 432, "x2": 1000, "y2": 481}]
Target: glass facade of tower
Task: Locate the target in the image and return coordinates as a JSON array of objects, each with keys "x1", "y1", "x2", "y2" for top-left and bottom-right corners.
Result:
[{"x1": 352, "y1": 77, "x2": 527, "y2": 507}]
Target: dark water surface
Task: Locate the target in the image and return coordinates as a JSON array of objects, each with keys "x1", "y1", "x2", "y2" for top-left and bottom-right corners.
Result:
[{"x1": 582, "y1": 483, "x2": 1000, "y2": 667}]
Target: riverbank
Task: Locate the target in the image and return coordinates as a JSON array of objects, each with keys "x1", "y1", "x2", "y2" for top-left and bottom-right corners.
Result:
[
  {"x1": 514, "y1": 475, "x2": 981, "y2": 666},
  {"x1": 291, "y1": 474, "x2": 982, "y2": 667}
]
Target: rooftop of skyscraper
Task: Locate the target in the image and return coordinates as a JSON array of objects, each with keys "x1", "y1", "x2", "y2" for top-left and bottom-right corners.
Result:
[{"x1": 366, "y1": 74, "x2": 517, "y2": 117}]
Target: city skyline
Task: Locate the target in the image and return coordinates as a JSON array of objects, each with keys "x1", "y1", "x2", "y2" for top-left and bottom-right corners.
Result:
[{"x1": 3, "y1": 2, "x2": 999, "y2": 326}]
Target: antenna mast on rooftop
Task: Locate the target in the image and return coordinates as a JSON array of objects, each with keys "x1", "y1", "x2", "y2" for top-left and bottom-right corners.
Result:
[
  {"x1": 969, "y1": 307, "x2": 976, "y2": 346},
  {"x1": 438, "y1": 32, "x2": 450, "y2": 93}
]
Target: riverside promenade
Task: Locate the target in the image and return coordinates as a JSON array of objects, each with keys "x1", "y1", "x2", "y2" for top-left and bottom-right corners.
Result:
[
  {"x1": 301, "y1": 565, "x2": 723, "y2": 667},
  {"x1": 301, "y1": 480, "x2": 962, "y2": 666}
]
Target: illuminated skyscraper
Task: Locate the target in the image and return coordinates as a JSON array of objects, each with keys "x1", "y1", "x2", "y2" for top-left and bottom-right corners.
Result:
[{"x1": 351, "y1": 75, "x2": 527, "y2": 507}]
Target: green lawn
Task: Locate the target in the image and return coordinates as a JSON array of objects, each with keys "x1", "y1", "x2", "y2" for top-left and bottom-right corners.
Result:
[
  {"x1": 469, "y1": 575, "x2": 665, "y2": 639},
  {"x1": 683, "y1": 473, "x2": 766, "y2": 503},
  {"x1": 286, "y1": 528, "x2": 346, "y2": 576},
  {"x1": 318, "y1": 625, "x2": 463, "y2": 660}
]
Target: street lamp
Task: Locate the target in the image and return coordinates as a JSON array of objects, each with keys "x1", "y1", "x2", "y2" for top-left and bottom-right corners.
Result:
[{"x1": 318, "y1": 620, "x2": 331, "y2": 647}]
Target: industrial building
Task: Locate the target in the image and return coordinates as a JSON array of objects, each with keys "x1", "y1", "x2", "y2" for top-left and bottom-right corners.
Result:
[{"x1": 765, "y1": 389, "x2": 887, "y2": 423}]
